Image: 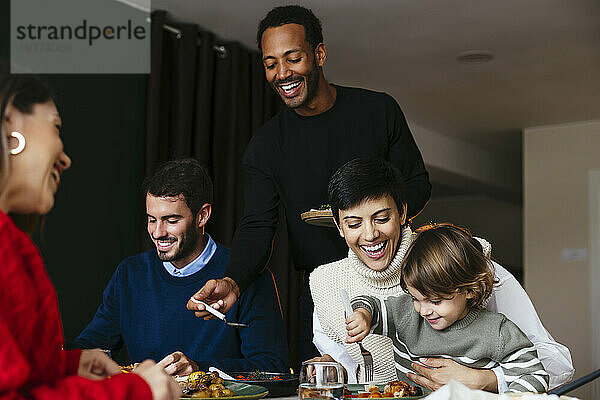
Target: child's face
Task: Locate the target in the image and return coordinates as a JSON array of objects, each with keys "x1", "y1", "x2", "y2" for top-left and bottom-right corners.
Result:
[
  {"x1": 407, "y1": 286, "x2": 474, "y2": 330},
  {"x1": 337, "y1": 194, "x2": 407, "y2": 272}
]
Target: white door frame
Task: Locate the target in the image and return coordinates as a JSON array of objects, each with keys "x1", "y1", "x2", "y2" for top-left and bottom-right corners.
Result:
[{"x1": 589, "y1": 170, "x2": 600, "y2": 398}]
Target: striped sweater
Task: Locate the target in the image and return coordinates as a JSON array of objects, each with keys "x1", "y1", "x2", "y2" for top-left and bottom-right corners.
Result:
[{"x1": 351, "y1": 295, "x2": 549, "y2": 393}]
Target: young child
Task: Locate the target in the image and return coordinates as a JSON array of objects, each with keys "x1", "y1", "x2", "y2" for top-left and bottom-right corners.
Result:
[{"x1": 346, "y1": 223, "x2": 549, "y2": 393}]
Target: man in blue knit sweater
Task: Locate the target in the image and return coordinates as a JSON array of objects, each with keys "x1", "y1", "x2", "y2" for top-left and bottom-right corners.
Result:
[{"x1": 74, "y1": 159, "x2": 290, "y2": 375}]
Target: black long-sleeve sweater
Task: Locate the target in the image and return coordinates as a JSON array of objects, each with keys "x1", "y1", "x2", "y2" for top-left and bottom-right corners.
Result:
[{"x1": 228, "y1": 85, "x2": 431, "y2": 291}]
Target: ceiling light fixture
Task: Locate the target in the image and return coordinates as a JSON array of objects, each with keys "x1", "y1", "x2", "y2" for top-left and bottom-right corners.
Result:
[{"x1": 457, "y1": 50, "x2": 494, "y2": 64}]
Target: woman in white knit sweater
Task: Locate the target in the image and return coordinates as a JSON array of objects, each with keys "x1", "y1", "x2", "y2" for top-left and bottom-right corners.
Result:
[{"x1": 308, "y1": 158, "x2": 573, "y2": 393}]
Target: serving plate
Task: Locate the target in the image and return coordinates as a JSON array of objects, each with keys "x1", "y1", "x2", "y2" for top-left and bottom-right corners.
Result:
[
  {"x1": 300, "y1": 209, "x2": 335, "y2": 227},
  {"x1": 344, "y1": 384, "x2": 429, "y2": 400},
  {"x1": 179, "y1": 380, "x2": 268, "y2": 400},
  {"x1": 227, "y1": 372, "x2": 299, "y2": 398}
]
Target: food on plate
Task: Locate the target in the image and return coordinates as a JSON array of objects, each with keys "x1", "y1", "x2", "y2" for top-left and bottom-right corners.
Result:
[
  {"x1": 382, "y1": 380, "x2": 413, "y2": 397},
  {"x1": 182, "y1": 371, "x2": 234, "y2": 398},
  {"x1": 235, "y1": 370, "x2": 282, "y2": 381},
  {"x1": 119, "y1": 364, "x2": 137, "y2": 373},
  {"x1": 344, "y1": 380, "x2": 423, "y2": 398},
  {"x1": 365, "y1": 384, "x2": 378, "y2": 392}
]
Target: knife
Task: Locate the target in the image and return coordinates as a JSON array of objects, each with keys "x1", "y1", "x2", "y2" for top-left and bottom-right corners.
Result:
[{"x1": 339, "y1": 289, "x2": 354, "y2": 318}]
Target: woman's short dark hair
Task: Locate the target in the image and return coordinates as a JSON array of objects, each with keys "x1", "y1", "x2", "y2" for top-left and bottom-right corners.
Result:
[
  {"x1": 257, "y1": 5, "x2": 323, "y2": 52},
  {"x1": 328, "y1": 158, "x2": 406, "y2": 224},
  {"x1": 400, "y1": 223, "x2": 496, "y2": 308},
  {"x1": 142, "y1": 158, "x2": 213, "y2": 217}
]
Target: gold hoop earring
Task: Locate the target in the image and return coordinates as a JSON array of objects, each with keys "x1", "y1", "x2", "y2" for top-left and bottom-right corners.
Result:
[{"x1": 9, "y1": 131, "x2": 25, "y2": 155}]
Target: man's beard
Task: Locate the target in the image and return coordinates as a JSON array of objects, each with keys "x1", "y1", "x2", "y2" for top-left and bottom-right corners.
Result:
[
  {"x1": 272, "y1": 59, "x2": 321, "y2": 109},
  {"x1": 157, "y1": 224, "x2": 199, "y2": 263},
  {"x1": 302, "y1": 60, "x2": 320, "y2": 106}
]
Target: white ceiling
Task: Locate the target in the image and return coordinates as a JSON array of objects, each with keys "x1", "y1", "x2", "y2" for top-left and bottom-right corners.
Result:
[{"x1": 149, "y1": 0, "x2": 600, "y2": 161}]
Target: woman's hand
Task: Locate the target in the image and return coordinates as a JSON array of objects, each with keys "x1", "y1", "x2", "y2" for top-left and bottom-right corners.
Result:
[
  {"x1": 408, "y1": 358, "x2": 498, "y2": 392},
  {"x1": 157, "y1": 351, "x2": 198, "y2": 375},
  {"x1": 345, "y1": 308, "x2": 371, "y2": 343},
  {"x1": 77, "y1": 349, "x2": 121, "y2": 380},
  {"x1": 134, "y1": 360, "x2": 182, "y2": 400}
]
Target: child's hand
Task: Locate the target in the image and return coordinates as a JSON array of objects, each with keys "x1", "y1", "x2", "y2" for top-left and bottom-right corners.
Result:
[{"x1": 345, "y1": 308, "x2": 371, "y2": 343}]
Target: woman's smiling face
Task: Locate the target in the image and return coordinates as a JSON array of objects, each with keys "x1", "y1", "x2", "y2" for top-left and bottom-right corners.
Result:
[
  {"x1": 2, "y1": 100, "x2": 71, "y2": 214},
  {"x1": 337, "y1": 194, "x2": 406, "y2": 271}
]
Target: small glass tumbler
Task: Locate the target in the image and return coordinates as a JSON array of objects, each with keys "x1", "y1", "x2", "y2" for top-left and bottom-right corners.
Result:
[{"x1": 298, "y1": 361, "x2": 344, "y2": 400}]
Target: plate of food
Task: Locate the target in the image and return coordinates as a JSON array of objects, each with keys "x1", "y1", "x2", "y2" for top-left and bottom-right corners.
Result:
[
  {"x1": 177, "y1": 371, "x2": 269, "y2": 399},
  {"x1": 344, "y1": 381, "x2": 429, "y2": 399},
  {"x1": 300, "y1": 205, "x2": 335, "y2": 228},
  {"x1": 227, "y1": 371, "x2": 299, "y2": 397}
]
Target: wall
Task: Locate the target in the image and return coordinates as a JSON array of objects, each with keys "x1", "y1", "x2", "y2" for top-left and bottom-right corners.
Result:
[
  {"x1": 412, "y1": 123, "x2": 521, "y2": 203},
  {"x1": 412, "y1": 196, "x2": 523, "y2": 279},
  {"x1": 524, "y1": 120, "x2": 600, "y2": 398}
]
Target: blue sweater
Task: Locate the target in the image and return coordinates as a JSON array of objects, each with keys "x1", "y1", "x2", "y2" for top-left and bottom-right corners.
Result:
[{"x1": 74, "y1": 244, "x2": 290, "y2": 372}]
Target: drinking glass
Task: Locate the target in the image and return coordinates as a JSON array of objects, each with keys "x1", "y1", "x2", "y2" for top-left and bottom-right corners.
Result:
[{"x1": 298, "y1": 361, "x2": 344, "y2": 400}]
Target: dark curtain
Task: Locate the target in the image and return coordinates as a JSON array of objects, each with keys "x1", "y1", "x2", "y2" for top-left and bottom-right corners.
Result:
[{"x1": 144, "y1": 10, "x2": 304, "y2": 369}]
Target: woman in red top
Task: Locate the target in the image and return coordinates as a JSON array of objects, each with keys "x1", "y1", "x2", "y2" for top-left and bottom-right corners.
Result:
[{"x1": 0, "y1": 62, "x2": 181, "y2": 400}]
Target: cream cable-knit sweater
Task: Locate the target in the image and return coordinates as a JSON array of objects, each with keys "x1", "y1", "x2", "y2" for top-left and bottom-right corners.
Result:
[
  {"x1": 309, "y1": 226, "x2": 413, "y2": 383},
  {"x1": 309, "y1": 227, "x2": 492, "y2": 384}
]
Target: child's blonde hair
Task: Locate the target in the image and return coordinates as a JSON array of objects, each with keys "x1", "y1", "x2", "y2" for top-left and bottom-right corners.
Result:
[{"x1": 400, "y1": 223, "x2": 495, "y2": 308}]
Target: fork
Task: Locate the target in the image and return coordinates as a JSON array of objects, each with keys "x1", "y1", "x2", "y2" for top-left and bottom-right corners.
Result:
[
  {"x1": 188, "y1": 297, "x2": 248, "y2": 328},
  {"x1": 339, "y1": 290, "x2": 374, "y2": 383},
  {"x1": 358, "y1": 342, "x2": 374, "y2": 382}
]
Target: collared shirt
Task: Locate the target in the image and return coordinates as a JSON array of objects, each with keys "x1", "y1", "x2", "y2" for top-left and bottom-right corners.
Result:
[{"x1": 162, "y1": 234, "x2": 217, "y2": 277}]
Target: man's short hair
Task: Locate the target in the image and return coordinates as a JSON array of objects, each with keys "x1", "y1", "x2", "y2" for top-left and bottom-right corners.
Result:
[
  {"x1": 142, "y1": 158, "x2": 213, "y2": 217},
  {"x1": 256, "y1": 5, "x2": 323, "y2": 52},
  {"x1": 328, "y1": 158, "x2": 406, "y2": 224}
]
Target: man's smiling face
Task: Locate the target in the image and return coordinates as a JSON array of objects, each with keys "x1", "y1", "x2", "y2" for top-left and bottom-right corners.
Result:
[
  {"x1": 261, "y1": 23, "x2": 321, "y2": 110},
  {"x1": 146, "y1": 194, "x2": 201, "y2": 268}
]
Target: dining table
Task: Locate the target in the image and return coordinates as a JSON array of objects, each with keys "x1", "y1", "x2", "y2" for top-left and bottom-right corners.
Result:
[
  {"x1": 252, "y1": 385, "x2": 582, "y2": 400},
  {"x1": 175, "y1": 367, "x2": 589, "y2": 400}
]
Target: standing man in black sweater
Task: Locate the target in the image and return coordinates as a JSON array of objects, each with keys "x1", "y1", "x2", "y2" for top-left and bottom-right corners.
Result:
[{"x1": 188, "y1": 5, "x2": 431, "y2": 362}]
